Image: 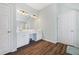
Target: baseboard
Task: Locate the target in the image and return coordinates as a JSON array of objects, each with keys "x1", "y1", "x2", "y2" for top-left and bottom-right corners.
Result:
[
  {"x1": 2, "y1": 48, "x2": 17, "y2": 55},
  {"x1": 10, "y1": 48, "x2": 17, "y2": 52},
  {"x1": 43, "y1": 39, "x2": 57, "y2": 44},
  {"x1": 0, "y1": 49, "x2": 15, "y2": 55}
]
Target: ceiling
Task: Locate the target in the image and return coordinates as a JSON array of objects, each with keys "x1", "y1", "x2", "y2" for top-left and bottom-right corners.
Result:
[
  {"x1": 26, "y1": 3, "x2": 51, "y2": 11},
  {"x1": 64, "y1": 3, "x2": 79, "y2": 10}
]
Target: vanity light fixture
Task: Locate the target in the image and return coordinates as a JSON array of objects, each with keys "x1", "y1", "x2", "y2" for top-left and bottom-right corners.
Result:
[
  {"x1": 17, "y1": 9, "x2": 29, "y2": 16},
  {"x1": 17, "y1": 9, "x2": 39, "y2": 19},
  {"x1": 31, "y1": 15, "x2": 39, "y2": 19}
]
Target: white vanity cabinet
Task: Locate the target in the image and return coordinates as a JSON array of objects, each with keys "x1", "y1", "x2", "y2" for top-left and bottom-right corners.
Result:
[
  {"x1": 17, "y1": 32, "x2": 30, "y2": 48},
  {"x1": 17, "y1": 30, "x2": 42, "y2": 48}
]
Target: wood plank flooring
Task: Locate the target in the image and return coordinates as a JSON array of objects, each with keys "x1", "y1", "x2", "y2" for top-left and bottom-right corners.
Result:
[{"x1": 6, "y1": 40, "x2": 67, "y2": 55}]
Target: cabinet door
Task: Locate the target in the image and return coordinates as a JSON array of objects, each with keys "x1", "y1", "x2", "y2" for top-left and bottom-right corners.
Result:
[
  {"x1": 17, "y1": 32, "x2": 29, "y2": 48},
  {"x1": 17, "y1": 32, "x2": 23, "y2": 48},
  {"x1": 22, "y1": 33, "x2": 29, "y2": 45}
]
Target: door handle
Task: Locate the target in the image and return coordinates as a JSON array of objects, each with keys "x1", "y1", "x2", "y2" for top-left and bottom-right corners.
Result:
[
  {"x1": 70, "y1": 30, "x2": 74, "y2": 32},
  {"x1": 8, "y1": 31, "x2": 11, "y2": 33}
]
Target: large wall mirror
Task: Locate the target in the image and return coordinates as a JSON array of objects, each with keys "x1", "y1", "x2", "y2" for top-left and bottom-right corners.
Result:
[{"x1": 16, "y1": 9, "x2": 40, "y2": 32}]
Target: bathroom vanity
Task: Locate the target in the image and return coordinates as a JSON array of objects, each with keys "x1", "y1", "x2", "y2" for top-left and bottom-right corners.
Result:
[{"x1": 17, "y1": 30, "x2": 42, "y2": 48}]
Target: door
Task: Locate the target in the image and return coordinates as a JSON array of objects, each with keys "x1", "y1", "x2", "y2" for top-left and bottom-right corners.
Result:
[
  {"x1": 58, "y1": 11, "x2": 76, "y2": 46},
  {"x1": 0, "y1": 4, "x2": 12, "y2": 54}
]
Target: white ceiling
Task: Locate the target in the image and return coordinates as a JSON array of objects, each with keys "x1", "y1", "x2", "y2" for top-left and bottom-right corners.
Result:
[
  {"x1": 26, "y1": 3, "x2": 51, "y2": 11},
  {"x1": 64, "y1": 3, "x2": 79, "y2": 10}
]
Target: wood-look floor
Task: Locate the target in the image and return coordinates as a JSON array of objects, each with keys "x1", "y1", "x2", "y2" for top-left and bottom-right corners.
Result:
[{"x1": 6, "y1": 40, "x2": 67, "y2": 55}]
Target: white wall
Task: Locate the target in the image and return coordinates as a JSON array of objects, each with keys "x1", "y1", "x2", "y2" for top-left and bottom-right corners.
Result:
[{"x1": 39, "y1": 4, "x2": 58, "y2": 43}]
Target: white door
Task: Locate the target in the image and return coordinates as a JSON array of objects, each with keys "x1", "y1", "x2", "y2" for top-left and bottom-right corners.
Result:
[
  {"x1": 0, "y1": 4, "x2": 12, "y2": 54},
  {"x1": 58, "y1": 11, "x2": 76, "y2": 46}
]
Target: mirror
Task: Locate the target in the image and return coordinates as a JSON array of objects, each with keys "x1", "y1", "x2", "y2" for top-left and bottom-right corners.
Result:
[{"x1": 16, "y1": 9, "x2": 39, "y2": 32}]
